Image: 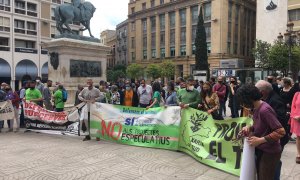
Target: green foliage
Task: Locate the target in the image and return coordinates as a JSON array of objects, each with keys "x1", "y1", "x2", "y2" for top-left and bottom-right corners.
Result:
[
  {"x1": 195, "y1": 7, "x2": 208, "y2": 71},
  {"x1": 126, "y1": 63, "x2": 144, "y2": 79},
  {"x1": 107, "y1": 69, "x2": 126, "y2": 83},
  {"x1": 113, "y1": 64, "x2": 127, "y2": 73},
  {"x1": 160, "y1": 60, "x2": 175, "y2": 79},
  {"x1": 146, "y1": 64, "x2": 161, "y2": 79},
  {"x1": 252, "y1": 40, "x2": 272, "y2": 69},
  {"x1": 106, "y1": 69, "x2": 114, "y2": 82}
]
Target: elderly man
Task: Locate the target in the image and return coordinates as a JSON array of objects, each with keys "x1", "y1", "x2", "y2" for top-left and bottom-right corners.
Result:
[
  {"x1": 78, "y1": 79, "x2": 102, "y2": 141},
  {"x1": 255, "y1": 80, "x2": 289, "y2": 180}
]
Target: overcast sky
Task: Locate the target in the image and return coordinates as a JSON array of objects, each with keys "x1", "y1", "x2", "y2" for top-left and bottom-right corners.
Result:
[{"x1": 83, "y1": 0, "x2": 129, "y2": 38}]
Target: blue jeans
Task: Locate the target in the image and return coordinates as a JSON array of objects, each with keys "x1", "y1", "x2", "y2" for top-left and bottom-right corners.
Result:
[{"x1": 0, "y1": 120, "x2": 3, "y2": 129}]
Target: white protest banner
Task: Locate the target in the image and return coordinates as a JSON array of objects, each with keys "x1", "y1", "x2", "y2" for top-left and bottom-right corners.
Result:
[{"x1": 0, "y1": 100, "x2": 15, "y2": 121}]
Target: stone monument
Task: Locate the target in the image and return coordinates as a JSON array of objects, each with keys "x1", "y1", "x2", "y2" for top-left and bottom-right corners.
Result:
[{"x1": 42, "y1": 0, "x2": 110, "y2": 105}]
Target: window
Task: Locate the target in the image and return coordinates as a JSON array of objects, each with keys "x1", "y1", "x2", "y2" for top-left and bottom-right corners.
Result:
[
  {"x1": 180, "y1": 27, "x2": 186, "y2": 45},
  {"x1": 15, "y1": 0, "x2": 25, "y2": 9},
  {"x1": 142, "y1": 2, "x2": 146, "y2": 10},
  {"x1": 131, "y1": 7, "x2": 135, "y2": 14},
  {"x1": 180, "y1": 45, "x2": 186, "y2": 56},
  {"x1": 0, "y1": 37, "x2": 9, "y2": 51},
  {"x1": 205, "y1": 24, "x2": 211, "y2": 41},
  {"x1": 151, "y1": 16, "x2": 156, "y2": 32},
  {"x1": 192, "y1": 25, "x2": 197, "y2": 43},
  {"x1": 143, "y1": 50, "x2": 147, "y2": 60},
  {"x1": 191, "y1": 6, "x2": 198, "y2": 24},
  {"x1": 151, "y1": 33, "x2": 155, "y2": 48},
  {"x1": 0, "y1": 16, "x2": 10, "y2": 32},
  {"x1": 143, "y1": 36, "x2": 147, "y2": 48},
  {"x1": 131, "y1": 52, "x2": 135, "y2": 62},
  {"x1": 160, "y1": 48, "x2": 165, "y2": 58},
  {"x1": 52, "y1": 0, "x2": 61, "y2": 4},
  {"x1": 160, "y1": 0, "x2": 164, "y2": 5},
  {"x1": 27, "y1": 21, "x2": 36, "y2": 35},
  {"x1": 51, "y1": 8, "x2": 56, "y2": 20},
  {"x1": 14, "y1": 19, "x2": 25, "y2": 33},
  {"x1": 131, "y1": 37, "x2": 135, "y2": 48},
  {"x1": 27, "y1": 2, "x2": 36, "y2": 11},
  {"x1": 207, "y1": 42, "x2": 211, "y2": 54},
  {"x1": 151, "y1": 49, "x2": 156, "y2": 58},
  {"x1": 131, "y1": 22, "x2": 135, "y2": 31},
  {"x1": 170, "y1": 47, "x2": 175, "y2": 57},
  {"x1": 228, "y1": 1, "x2": 232, "y2": 21},
  {"x1": 169, "y1": 12, "x2": 175, "y2": 28},
  {"x1": 142, "y1": 19, "x2": 147, "y2": 33},
  {"x1": 151, "y1": 0, "x2": 155, "y2": 8},
  {"x1": 204, "y1": 3, "x2": 211, "y2": 21},
  {"x1": 170, "y1": 29, "x2": 175, "y2": 46},
  {"x1": 289, "y1": 9, "x2": 300, "y2": 21},
  {"x1": 160, "y1": 14, "x2": 165, "y2": 30},
  {"x1": 160, "y1": 33, "x2": 165, "y2": 46},
  {"x1": 180, "y1": 9, "x2": 186, "y2": 26},
  {"x1": 0, "y1": 0, "x2": 10, "y2": 11},
  {"x1": 15, "y1": 39, "x2": 35, "y2": 48},
  {"x1": 192, "y1": 44, "x2": 196, "y2": 55}
]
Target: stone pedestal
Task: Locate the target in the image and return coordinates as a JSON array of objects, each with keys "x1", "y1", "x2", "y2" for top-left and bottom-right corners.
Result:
[{"x1": 42, "y1": 38, "x2": 110, "y2": 105}]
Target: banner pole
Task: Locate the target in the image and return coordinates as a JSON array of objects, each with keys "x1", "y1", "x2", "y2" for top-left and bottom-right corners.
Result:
[{"x1": 88, "y1": 102, "x2": 91, "y2": 138}]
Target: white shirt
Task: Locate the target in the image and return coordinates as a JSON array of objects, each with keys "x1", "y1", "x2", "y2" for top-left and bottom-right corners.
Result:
[{"x1": 137, "y1": 85, "x2": 152, "y2": 104}]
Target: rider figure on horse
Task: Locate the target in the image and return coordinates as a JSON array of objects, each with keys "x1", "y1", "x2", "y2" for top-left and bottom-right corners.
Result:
[{"x1": 72, "y1": 0, "x2": 87, "y2": 21}]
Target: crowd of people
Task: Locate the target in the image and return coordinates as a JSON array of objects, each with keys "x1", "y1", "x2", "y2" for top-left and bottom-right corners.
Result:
[{"x1": 1, "y1": 74, "x2": 300, "y2": 179}]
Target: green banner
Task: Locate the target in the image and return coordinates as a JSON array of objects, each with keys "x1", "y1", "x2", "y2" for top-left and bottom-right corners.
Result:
[
  {"x1": 88, "y1": 103, "x2": 252, "y2": 176},
  {"x1": 179, "y1": 108, "x2": 252, "y2": 176}
]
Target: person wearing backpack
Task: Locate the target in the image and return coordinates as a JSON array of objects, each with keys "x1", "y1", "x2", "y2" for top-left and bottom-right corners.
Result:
[{"x1": 53, "y1": 84, "x2": 64, "y2": 112}]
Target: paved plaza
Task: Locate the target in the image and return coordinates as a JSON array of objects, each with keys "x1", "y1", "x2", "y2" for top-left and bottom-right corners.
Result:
[{"x1": 0, "y1": 130, "x2": 299, "y2": 180}]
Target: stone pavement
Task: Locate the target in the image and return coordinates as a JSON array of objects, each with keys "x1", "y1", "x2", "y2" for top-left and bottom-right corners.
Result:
[{"x1": 0, "y1": 131, "x2": 299, "y2": 180}]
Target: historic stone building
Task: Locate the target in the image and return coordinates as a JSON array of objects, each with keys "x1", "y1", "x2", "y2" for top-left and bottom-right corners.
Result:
[
  {"x1": 289, "y1": 0, "x2": 300, "y2": 31},
  {"x1": 100, "y1": 29, "x2": 116, "y2": 68},
  {"x1": 115, "y1": 19, "x2": 128, "y2": 66},
  {"x1": 0, "y1": 0, "x2": 82, "y2": 90},
  {"x1": 127, "y1": 0, "x2": 256, "y2": 78}
]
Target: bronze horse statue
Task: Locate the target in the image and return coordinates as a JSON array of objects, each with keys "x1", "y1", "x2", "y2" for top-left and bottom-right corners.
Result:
[{"x1": 55, "y1": 1, "x2": 96, "y2": 37}]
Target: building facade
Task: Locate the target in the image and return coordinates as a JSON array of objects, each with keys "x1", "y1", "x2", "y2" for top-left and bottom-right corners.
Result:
[
  {"x1": 100, "y1": 29, "x2": 116, "y2": 68},
  {"x1": 0, "y1": 0, "x2": 82, "y2": 90},
  {"x1": 127, "y1": 0, "x2": 256, "y2": 78},
  {"x1": 289, "y1": 0, "x2": 300, "y2": 31},
  {"x1": 115, "y1": 20, "x2": 128, "y2": 66}
]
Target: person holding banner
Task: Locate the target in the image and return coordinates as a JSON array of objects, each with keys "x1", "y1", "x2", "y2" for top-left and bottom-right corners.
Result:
[
  {"x1": 237, "y1": 84, "x2": 285, "y2": 180},
  {"x1": 177, "y1": 78, "x2": 201, "y2": 109},
  {"x1": 0, "y1": 87, "x2": 7, "y2": 133},
  {"x1": 5, "y1": 85, "x2": 20, "y2": 132},
  {"x1": 146, "y1": 81, "x2": 162, "y2": 109},
  {"x1": 25, "y1": 80, "x2": 43, "y2": 105},
  {"x1": 78, "y1": 79, "x2": 102, "y2": 141}
]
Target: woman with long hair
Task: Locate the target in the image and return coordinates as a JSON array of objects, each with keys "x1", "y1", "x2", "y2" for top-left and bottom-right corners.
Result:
[
  {"x1": 237, "y1": 84, "x2": 285, "y2": 180},
  {"x1": 165, "y1": 81, "x2": 177, "y2": 106},
  {"x1": 198, "y1": 82, "x2": 222, "y2": 120},
  {"x1": 146, "y1": 81, "x2": 162, "y2": 109}
]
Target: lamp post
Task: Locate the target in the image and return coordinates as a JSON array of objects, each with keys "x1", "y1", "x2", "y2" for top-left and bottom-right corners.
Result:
[{"x1": 277, "y1": 22, "x2": 300, "y2": 77}]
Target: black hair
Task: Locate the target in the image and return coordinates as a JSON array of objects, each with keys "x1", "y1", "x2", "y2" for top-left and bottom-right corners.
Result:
[
  {"x1": 168, "y1": 81, "x2": 175, "y2": 91},
  {"x1": 236, "y1": 84, "x2": 262, "y2": 107},
  {"x1": 187, "y1": 78, "x2": 194, "y2": 82},
  {"x1": 152, "y1": 81, "x2": 161, "y2": 92}
]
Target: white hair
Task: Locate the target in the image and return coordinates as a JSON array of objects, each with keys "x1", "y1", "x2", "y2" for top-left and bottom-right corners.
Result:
[{"x1": 255, "y1": 80, "x2": 273, "y2": 92}]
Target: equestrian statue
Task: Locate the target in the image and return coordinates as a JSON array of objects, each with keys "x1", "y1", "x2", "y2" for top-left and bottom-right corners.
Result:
[{"x1": 55, "y1": 0, "x2": 96, "y2": 38}]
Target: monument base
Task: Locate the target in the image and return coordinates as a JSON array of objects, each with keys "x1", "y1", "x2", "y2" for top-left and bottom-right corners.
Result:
[
  {"x1": 42, "y1": 38, "x2": 110, "y2": 105},
  {"x1": 54, "y1": 34, "x2": 100, "y2": 43}
]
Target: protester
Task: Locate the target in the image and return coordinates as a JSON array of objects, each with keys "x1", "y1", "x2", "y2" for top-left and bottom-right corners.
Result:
[
  {"x1": 53, "y1": 84, "x2": 64, "y2": 112},
  {"x1": 199, "y1": 82, "x2": 222, "y2": 120},
  {"x1": 35, "y1": 77, "x2": 44, "y2": 107},
  {"x1": 43, "y1": 80, "x2": 53, "y2": 110},
  {"x1": 210, "y1": 77, "x2": 216, "y2": 87},
  {"x1": 5, "y1": 85, "x2": 20, "y2": 132},
  {"x1": 213, "y1": 76, "x2": 226, "y2": 118},
  {"x1": 74, "y1": 84, "x2": 84, "y2": 106},
  {"x1": 177, "y1": 78, "x2": 201, "y2": 109},
  {"x1": 137, "y1": 79, "x2": 153, "y2": 108},
  {"x1": 267, "y1": 75, "x2": 280, "y2": 95},
  {"x1": 19, "y1": 81, "x2": 28, "y2": 128},
  {"x1": 146, "y1": 81, "x2": 162, "y2": 109},
  {"x1": 25, "y1": 80, "x2": 43, "y2": 105},
  {"x1": 123, "y1": 80, "x2": 138, "y2": 107},
  {"x1": 0, "y1": 87, "x2": 7, "y2": 133},
  {"x1": 276, "y1": 76, "x2": 283, "y2": 89},
  {"x1": 237, "y1": 84, "x2": 285, "y2": 180},
  {"x1": 111, "y1": 85, "x2": 121, "y2": 105},
  {"x1": 165, "y1": 81, "x2": 177, "y2": 106},
  {"x1": 175, "y1": 77, "x2": 186, "y2": 91},
  {"x1": 196, "y1": 80, "x2": 203, "y2": 93},
  {"x1": 78, "y1": 79, "x2": 102, "y2": 141},
  {"x1": 290, "y1": 91, "x2": 300, "y2": 164},
  {"x1": 228, "y1": 77, "x2": 240, "y2": 118}
]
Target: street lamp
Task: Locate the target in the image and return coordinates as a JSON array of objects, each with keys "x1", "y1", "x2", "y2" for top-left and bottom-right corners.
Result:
[{"x1": 277, "y1": 22, "x2": 300, "y2": 77}]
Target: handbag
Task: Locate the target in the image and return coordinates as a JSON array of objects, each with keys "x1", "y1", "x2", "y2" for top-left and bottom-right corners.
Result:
[{"x1": 203, "y1": 97, "x2": 224, "y2": 120}]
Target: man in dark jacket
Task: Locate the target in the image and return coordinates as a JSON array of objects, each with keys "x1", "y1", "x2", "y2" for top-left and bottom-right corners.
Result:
[{"x1": 255, "y1": 80, "x2": 289, "y2": 180}]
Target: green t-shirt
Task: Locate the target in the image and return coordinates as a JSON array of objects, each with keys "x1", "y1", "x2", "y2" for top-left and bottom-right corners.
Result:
[
  {"x1": 152, "y1": 91, "x2": 161, "y2": 108},
  {"x1": 54, "y1": 89, "x2": 64, "y2": 109},
  {"x1": 25, "y1": 88, "x2": 42, "y2": 103}
]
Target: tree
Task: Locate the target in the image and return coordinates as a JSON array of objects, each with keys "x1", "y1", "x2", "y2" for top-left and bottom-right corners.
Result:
[
  {"x1": 146, "y1": 64, "x2": 161, "y2": 79},
  {"x1": 126, "y1": 63, "x2": 144, "y2": 80},
  {"x1": 195, "y1": 6, "x2": 209, "y2": 72},
  {"x1": 160, "y1": 60, "x2": 175, "y2": 79},
  {"x1": 252, "y1": 40, "x2": 272, "y2": 69},
  {"x1": 106, "y1": 69, "x2": 114, "y2": 82},
  {"x1": 112, "y1": 70, "x2": 126, "y2": 82},
  {"x1": 113, "y1": 64, "x2": 127, "y2": 73}
]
